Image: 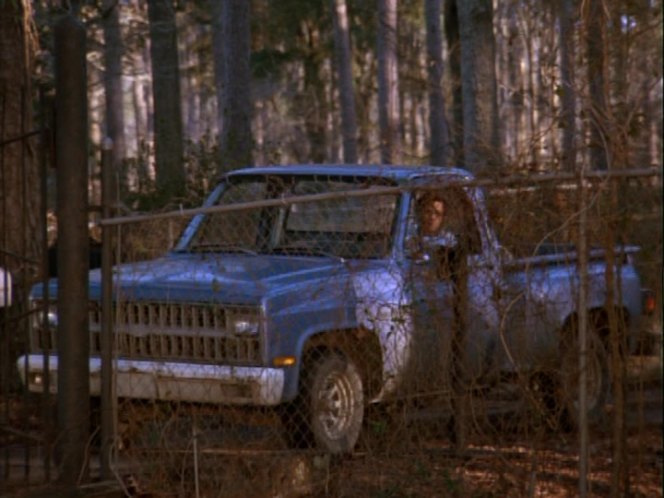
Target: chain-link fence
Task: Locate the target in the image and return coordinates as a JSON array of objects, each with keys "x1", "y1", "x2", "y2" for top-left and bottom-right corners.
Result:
[
  {"x1": 5, "y1": 167, "x2": 662, "y2": 497},
  {"x1": 1, "y1": 86, "x2": 52, "y2": 495}
]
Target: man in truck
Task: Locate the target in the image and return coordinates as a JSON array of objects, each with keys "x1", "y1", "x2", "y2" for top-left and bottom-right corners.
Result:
[
  {"x1": 417, "y1": 192, "x2": 447, "y2": 236},
  {"x1": 413, "y1": 191, "x2": 466, "y2": 281}
]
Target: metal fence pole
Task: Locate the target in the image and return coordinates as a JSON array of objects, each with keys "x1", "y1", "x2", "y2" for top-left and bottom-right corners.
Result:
[
  {"x1": 100, "y1": 138, "x2": 114, "y2": 480},
  {"x1": 577, "y1": 168, "x2": 589, "y2": 498},
  {"x1": 0, "y1": 90, "x2": 8, "y2": 483},
  {"x1": 54, "y1": 13, "x2": 89, "y2": 486},
  {"x1": 39, "y1": 84, "x2": 53, "y2": 482}
]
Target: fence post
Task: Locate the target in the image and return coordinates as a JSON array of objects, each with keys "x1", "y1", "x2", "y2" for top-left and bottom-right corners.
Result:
[
  {"x1": 39, "y1": 84, "x2": 54, "y2": 482},
  {"x1": 100, "y1": 138, "x2": 115, "y2": 480},
  {"x1": 54, "y1": 12, "x2": 89, "y2": 486},
  {"x1": 577, "y1": 168, "x2": 589, "y2": 498}
]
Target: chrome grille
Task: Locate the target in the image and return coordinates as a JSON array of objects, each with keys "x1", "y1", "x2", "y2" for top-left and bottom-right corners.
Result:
[{"x1": 33, "y1": 300, "x2": 263, "y2": 365}]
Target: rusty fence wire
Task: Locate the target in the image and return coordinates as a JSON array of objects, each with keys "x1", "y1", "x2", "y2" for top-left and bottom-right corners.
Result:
[
  {"x1": 1, "y1": 86, "x2": 53, "y2": 495},
  {"x1": 5, "y1": 169, "x2": 662, "y2": 497}
]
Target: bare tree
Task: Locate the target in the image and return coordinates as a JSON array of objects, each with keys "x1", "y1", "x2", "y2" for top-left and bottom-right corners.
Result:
[
  {"x1": 609, "y1": 1, "x2": 629, "y2": 168},
  {"x1": 0, "y1": 0, "x2": 40, "y2": 279},
  {"x1": 102, "y1": 0, "x2": 127, "y2": 193},
  {"x1": 210, "y1": 0, "x2": 224, "y2": 167},
  {"x1": 633, "y1": 0, "x2": 659, "y2": 167},
  {"x1": 558, "y1": 0, "x2": 576, "y2": 172},
  {"x1": 628, "y1": 0, "x2": 662, "y2": 167},
  {"x1": 444, "y1": 0, "x2": 463, "y2": 167},
  {"x1": 425, "y1": 0, "x2": 449, "y2": 166},
  {"x1": 147, "y1": 0, "x2": 185, "y2": 198},
  {"x1": 216, "y1": 0, "x2": 253, "y2": 173},
  {"x1": 300, "y1": 21, "x2": 328, "y2": 164},
  {"x1": 331, "y1": 0, "x2": 358, "y2": 163},
  {"x1": 377, "y1": 0, "x2": 401, "y2": 164},
  {"x1": 583, "y1": 0, "x2": 609, "y2": 171},
  {"x1": 129, "y1": 24, "x2": 152, "y2": 189},
  {"x1": 457, "y1": 0, "x2": 500, "y2": 173},
  {"x1": 503, "y1": 1, "x2": 524, "y2": 163}
]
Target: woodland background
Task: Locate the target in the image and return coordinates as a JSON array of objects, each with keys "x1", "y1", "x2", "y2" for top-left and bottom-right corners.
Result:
[
  {"x1": 0, "y1": 2, "x2": 662, "y2": 496},
  {"x1": 1, "y1": 0, "x2": 662, "y2": 274}
]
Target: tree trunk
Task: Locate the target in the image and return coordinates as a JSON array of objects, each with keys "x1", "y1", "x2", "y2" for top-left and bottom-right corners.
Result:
[
  {"x1": 102, "y1": 0, "x2": 127, "y2": 195},
  {"x1": 0, "y1": 0, "x2": 40, "y2": 280},
  {"x1": 377, "y1": 0, "x2": 401, "y2": 164},
  {"x1": 558, "y1": 0, "x2": 576, "y2": 172},
  {"x1": 583, "y1": 0, "x2": 609, "y2": 171},
  {"x1": 521, "y1": 11, "x2": 540, "y2": 167},
  {"x1": 607, "y1": 4, "x2": 629, "y2": 497},
  {"x1": 507, "y1": 3, "x2": 525, "y2": 165},
  {"x1": 218, "y1": 0, "x2": 253, "y2": 173},
  {"x1": 444, "y1": 0, "x2": 463, "y2": 167},
  {"x1": 356, "y1": 51, "x2": 376, "y2": 163},
  {"x1": 130, "y1": 41, "x2": 151, "y2": 190},
  {"x1": 301, "y1": 22, "x2": 327, "y2": 164},
  {"x1": 610, "y1": 2, "x2": 629, "y2": 169},
  {"x1": 634, "y1": 0, "x2": 655, "y2": 167},
  {"x1": 425, "y1": 0, "x2": 449, "y2": 167},
  {"x1": 147, "y1": 0, "x2": 185, "y2": 199},
  {"x1": 210, "y1": 0, "x2": 224, "y2": 153},
  {"x1": 331, "y1": 0, "x2": 358, "y2": 163},
  {"x1": 180, "y1": 23, "x2": 200, "y2": 142},
  {"x1": 457, "y1": 0, "x2": 500, "y2": 173}
]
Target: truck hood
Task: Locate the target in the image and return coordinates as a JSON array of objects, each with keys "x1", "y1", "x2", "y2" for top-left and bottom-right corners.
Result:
[{"x1": 86, "y1": 252, "x2": 352, "y2": 305}]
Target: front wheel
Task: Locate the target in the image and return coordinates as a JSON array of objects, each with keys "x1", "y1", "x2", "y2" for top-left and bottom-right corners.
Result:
[{"x1": 298, "y1": 352, "x2": 365, "y2": 453}]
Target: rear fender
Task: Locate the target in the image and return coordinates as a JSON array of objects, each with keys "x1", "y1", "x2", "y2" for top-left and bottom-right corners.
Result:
[{"x1": 559, "y1": 306, "x2": 630, "y2": 347}]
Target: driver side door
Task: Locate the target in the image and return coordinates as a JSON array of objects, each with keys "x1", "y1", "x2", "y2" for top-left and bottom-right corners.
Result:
[{"x1": 405, "y1": 187, "x2": 501, "y2": 395}]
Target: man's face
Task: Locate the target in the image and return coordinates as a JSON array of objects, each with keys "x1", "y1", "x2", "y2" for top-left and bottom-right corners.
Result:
[{"x1": 420, "y1": 199, "x2": 444, "y2": 236}]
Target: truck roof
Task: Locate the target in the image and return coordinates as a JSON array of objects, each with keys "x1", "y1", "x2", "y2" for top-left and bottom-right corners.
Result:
[{"x1": 224, "y1": 164, "x2": 474, "y2": 184}]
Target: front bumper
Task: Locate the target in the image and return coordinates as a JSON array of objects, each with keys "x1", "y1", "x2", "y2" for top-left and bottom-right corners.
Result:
[{"x1": 17, "y1": 354, "x2": 285, "y2": 406}]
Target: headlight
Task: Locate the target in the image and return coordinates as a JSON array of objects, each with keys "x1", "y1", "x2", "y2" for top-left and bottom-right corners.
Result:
[
  {"x1": 44, "y1": 310, "x2": 58, "y2": 328},
  {"x1": 32, "y1": 300, "x2": 58, "y2": 329},
  {"x1": 226, "y1": 310, "x2": 261, "y2": 336}
]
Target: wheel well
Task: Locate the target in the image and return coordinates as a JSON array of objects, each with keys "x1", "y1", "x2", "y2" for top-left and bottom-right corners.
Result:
[{"x1": 302, "y1": 328, "x2": 383, "y2": 399}]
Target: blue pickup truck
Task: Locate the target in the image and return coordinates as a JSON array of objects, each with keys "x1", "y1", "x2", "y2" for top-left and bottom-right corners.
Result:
[{"x1": 19, "y1": 165, "x2": 648, "y2": 453}]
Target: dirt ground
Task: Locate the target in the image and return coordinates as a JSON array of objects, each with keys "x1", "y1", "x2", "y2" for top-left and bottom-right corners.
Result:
[
  {"x1": 2, "y1": 361, "x2": 662, "y2": 498},
  {"x1": 323, "y1": 376, "x2": 663, "y2": 498},
  {"x1": 332, "y1": 423, "x2": 662, "y2": 497}
]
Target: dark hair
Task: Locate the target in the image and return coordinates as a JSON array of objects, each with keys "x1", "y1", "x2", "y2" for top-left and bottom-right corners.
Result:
[{"x1": 415, "y1": 192, "x2": 445, "y2": 212}]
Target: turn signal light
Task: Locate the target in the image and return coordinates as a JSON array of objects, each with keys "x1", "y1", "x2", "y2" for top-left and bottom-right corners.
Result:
[
  {"x1": 273, "y1": 356, "x2": 296, "y2": 367},
  {"x1": 642, "y1": 289, "x2": 656, "y2": 315}
]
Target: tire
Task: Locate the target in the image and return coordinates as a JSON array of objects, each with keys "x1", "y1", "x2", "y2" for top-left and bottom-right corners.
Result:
[
  {"x1": 555, "y1": 329, "x2": 610, "y2": 429},
  {"x1": 298, "y1": 352, "x2": 365, "y2": 454}
]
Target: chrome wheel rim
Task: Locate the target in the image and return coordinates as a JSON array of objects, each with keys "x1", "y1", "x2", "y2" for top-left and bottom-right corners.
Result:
[{"x1": 315, "y1": 371, "x2": 356, "y2": 440}]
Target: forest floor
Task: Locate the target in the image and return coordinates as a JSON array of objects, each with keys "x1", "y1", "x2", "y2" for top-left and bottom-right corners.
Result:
[
  {"x1": 333, "y1": 384, "x2": 662, "y2": 498},
  {"x1": 2, "y1": 355, "x2": 661, "y2": 498}
]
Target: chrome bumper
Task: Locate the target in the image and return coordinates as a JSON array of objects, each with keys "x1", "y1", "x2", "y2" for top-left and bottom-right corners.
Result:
[{"x1": 17, "y1": 354, "x2": 285, "y2": 406}]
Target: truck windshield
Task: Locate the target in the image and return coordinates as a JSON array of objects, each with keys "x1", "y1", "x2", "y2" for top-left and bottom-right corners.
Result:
[{"x1": 186, "y1": 175, "x2": 399, "y2": 259}]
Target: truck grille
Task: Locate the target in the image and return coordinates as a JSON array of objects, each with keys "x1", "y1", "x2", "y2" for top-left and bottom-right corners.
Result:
[{"x1": 32, "y1": 301, "x2": 263, "y2": 365}]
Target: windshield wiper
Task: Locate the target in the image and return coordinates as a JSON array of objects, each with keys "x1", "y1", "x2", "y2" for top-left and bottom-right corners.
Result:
[{"x1": 187, "y1": 243, "x2": 259, "y2": 256}]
